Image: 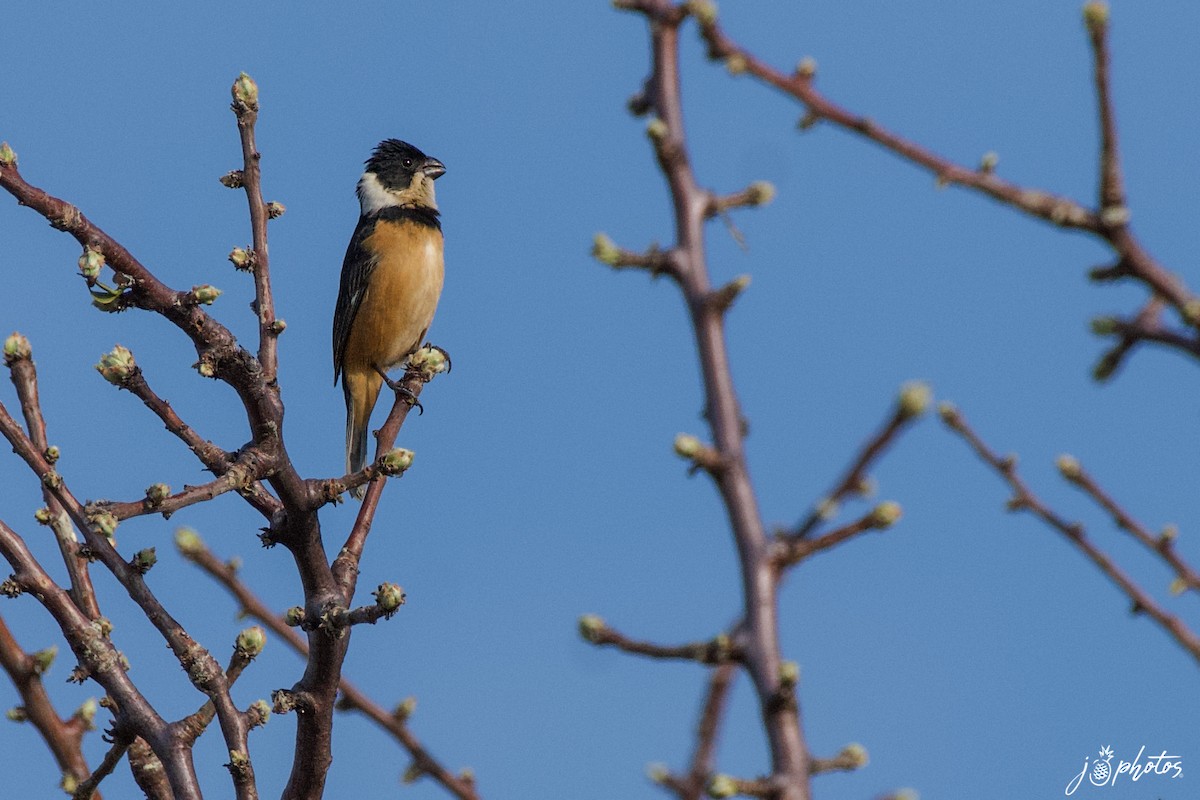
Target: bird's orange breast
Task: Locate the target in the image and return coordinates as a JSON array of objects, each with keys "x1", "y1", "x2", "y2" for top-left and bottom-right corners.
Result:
[{"x1": 341, "y1": 220, "x2": 444, "y2": 373}]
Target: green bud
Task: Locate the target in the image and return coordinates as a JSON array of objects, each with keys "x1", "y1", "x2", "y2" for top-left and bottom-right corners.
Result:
[
  {"x1": 897, "y1": 380, "x2": 932, "y2": 419},
  {"x1": 779, "y1": 659, "x2": 800, "y2": 687},
  {"x1": 78, "y1": 248, "x2": 105, "y2": 280},
  {"x1": 378, "y1": 448, "x2": 414, "y2": 475},
  {"x1": 1056, "y1": 454, "x2": 1083, "y2": 482},
  {"x1": 1090, "y1": 316, "x2": 1119, "y2": 336},
  {"x1": 3, "y1": 332, "x2": 31, "y2": 364},
  {"x1": 34, "y1": 507, "x2": 53, "y2": 525},
  {"x1": 5, "y1": 707, "x2": 27, "y2": 723},
  {"x1": 174, "y1": 526, "x2": 205, "y2": 556},
  {"x1": 1083, "y1": 1, "x2": 1109, "y2": 31},
  {"x1": 869, "y1": 501, "x2": 902, "y2": 529},
  {"x1": 578, "y1": 614, "x2": 605, "y2": 642},
  {"x1": 266, "y1": 201, "x2": 286, "y2": 219},
  {"x1": 95, "y1": 345, "x2": 136, "y2": 385},
  {"x1": 219, "y1": 170, "x2": 244, "y2": 189},
  {"x1": 646, "y1": 763, "x2": 670, "y2": 784},
  {"x1": 707, "y1": 774, "x2": 738, "y2": 799},
  {"x1": 746, "y1": 180, "x2": 775, "y2": 206},
  {"x1": 232, "y1": 72, "x2": 259, "y2": 108},
  {"x1": 646, "y1": 117, "x2": 669, "y2": 142},
  {"x1": 673, "y1": 433, "x2": 703, "y2": 459},
  {"x1": 196, "y1": 360, "x2": 217, "y2": 378},
  {"x1": 402, "y1": 763, "x2": 425, "y2": 784},
  {"x1": 89, "y1": 511, "x2": 118, "y2": 538},
  {"x1": 44, "y1": 445, "x2": 60, "y2": 464},
  {"x1": 795, "y1": 56, "x2": 817, "y2": 79},
  {"x1": 591, "y1": 233, "x2": 621, "y2": 266},
  {"x1": 228, "y1": 749, "x2": 250, "y2": 770},
  {"x1": 978, "y1": 151, "x2": 999, "y2": 173},
  {"x1": 1100, "y1": 205, "x2": 1130, "y2": 227},
  {"x1": 228, "y1": 247, "x2": 253, "y2": 271},
  {"x1": 284, "y1": 606, "x2": 305, "y2": 627},
  {"x1": 724, "y1": 54, "x2": 748, "y2": 75},
  {"x1": 393, "y1": 695, "x2": 417, "y2": 721},
  {"x1": 235, "y1": 626, "x2": 267, "y2": 658},
  {"x1": 31, "y1": 645, "x2": 57, "y2": 675},
  {"x1": 686, "y1": 0, "x2": 718, "y2": 25},
  {"x1": 74, "y1": 698, "x2": 97, "y2": 729},
  {"x1": 132, "y1": 548, "x2": 157, "y2": 573},
  {"x1": 1161, "y1": 524, "x2": 1179, "y2": 542},
  {"x1": 249, "y1": 699, "x2": 271, "y2": 728},
  {"x1": 372, "y1": 582, "x2": 407, "y2": 615},
  {"x1": 841, "y1": 742, "x2": 869, "y2": 768},
  {"x1": 191, "y1": 285, "x2": 222, "y2": 305},
  {"x1": 1182, "y1": 300, "x2": 1200, "y2": 328},
  {"x1": 92, "y1": 617, "x2": 113, "y2": 637},
  {"x1": 0, "y1": 142, "x2": 16, "y2": 167},
  {"x1": 1169, "y1": 577, "x2": 1187, "y2": 596},
  {"x1": 60, "y1": 773, "x2": 78, "y2": 795},
  {"x1": 409, "y1": 345, "x2": 448, "y2": 376},
  {"x1": 144, "y1": 483, "x2": 170, "y2": 505},
  {"x1": 816, "y1": 497, "x2": 839, "y2": 521}
]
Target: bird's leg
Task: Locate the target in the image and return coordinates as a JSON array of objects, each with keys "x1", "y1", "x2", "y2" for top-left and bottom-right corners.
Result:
[{"x1": 375, "y1": 365, "x2": 424, "y2": 415}]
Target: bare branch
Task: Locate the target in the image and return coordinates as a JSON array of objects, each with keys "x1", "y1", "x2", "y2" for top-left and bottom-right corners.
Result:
[{"x1": 940, "y1": 403, "x2": 1200, "y2": 666}]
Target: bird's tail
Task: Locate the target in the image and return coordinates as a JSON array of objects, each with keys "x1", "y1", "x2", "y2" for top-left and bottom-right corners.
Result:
[{"x1": 343, "y1": 369, "x2": 383, "y2": 500}]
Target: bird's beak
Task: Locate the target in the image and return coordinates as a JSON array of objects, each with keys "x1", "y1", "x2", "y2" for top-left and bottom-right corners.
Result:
[{"x1": 422, "y1": 158, "x2": 446, "y2": 180}]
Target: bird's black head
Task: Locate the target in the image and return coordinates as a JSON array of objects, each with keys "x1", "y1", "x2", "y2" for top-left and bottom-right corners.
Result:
[
  {"x1": 366, "y1": 139, "x2": 445, "y2": 189},
  {"x1": 358, "y1": 139, "x2": 446, "y2": 215}
]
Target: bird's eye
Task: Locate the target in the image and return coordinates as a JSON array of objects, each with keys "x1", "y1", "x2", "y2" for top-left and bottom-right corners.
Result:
[{"x1": 402, "y1": 158, "x2": 413, "y2": 168}]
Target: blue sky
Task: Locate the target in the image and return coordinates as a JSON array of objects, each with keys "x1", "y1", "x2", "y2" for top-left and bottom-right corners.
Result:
[{"x1": 2, "y1": 2, "x2": 1198, "y2": 798}]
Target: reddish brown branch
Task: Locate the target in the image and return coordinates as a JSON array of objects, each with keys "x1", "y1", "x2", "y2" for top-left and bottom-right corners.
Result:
[
  {"x1": 0, "y1": 520, "x2": 198, "y2": 797},
  {"x1": 230, "y1": 75, "x2": 280, "y2": 386},
  {"x1": 940, "y1": 404, "x2": 1200, "y2": 666},
  {"x1": 612, "y1": 3, "x2": 811, "y2": 796},
  {"x1": 1058, "y1": 457, "x2": 1200, "y2": 593},
  {"x1": 580, "y1": 616, "x2": 742, "y2": 665},
  {"x1": 792, "y1": 385, "x2": 926, "y2": 539},
  {"x1": 330, "y1": 364, "x2": 430, "y2": 603},
  {"x1": 672, "y1": 664, "x2": 736, "y2": 800},
  {"x1": 5, "y1": 341, "x2": 99, "y2": 618},
  {"x1": 0, "y1": 400, "x2": 256, "y2": 798},
  {"x1": 177, "y1": 533, "x2": 480, "y2": 800},
  {"x1": 0, "y1": 614, "x2": 95, "y2": 795},
  {"x1": 689, "y1": 6, "x2": 1199, "y2": 333}
]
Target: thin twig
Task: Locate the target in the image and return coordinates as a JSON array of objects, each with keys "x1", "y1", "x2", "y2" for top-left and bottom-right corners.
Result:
[{"x1": 940, "y1": 403, "x2": 1200, "y2": 666}]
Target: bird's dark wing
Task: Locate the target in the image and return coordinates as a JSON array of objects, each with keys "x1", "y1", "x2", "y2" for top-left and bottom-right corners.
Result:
[{"x1": 332, "y1": 215, "x2": 380, "y2": 384}]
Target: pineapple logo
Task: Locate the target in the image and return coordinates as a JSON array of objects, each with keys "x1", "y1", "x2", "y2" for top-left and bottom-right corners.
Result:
[{"x1": 1090, "y1": 745, "x2": 1115, "y2": 786}]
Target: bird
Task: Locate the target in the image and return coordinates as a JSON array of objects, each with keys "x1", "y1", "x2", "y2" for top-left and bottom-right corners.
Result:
[{"x1": 333, "y1": 139, "x2": 446, "y2": 498}]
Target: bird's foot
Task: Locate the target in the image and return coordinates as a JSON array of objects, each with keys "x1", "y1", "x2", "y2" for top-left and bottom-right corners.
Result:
[{"x1": 377, "y1": 368, "x2": 424, "y2": 415}]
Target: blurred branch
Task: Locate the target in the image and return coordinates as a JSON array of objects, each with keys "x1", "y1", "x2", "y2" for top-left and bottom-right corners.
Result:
[
  {"x1": 579, "y1": 616, "x2": 742, "y2": 665},
  {"x1": 689, "y1": 2, "x2": 1200, "y2": 359},
  {"x1": 608, "y1": 2, "x2": 813, "y2": 796},
  {"x1": 791, "y1": 383, "x2": 927, "y2": 540},
  {"x1": 939, "y1": 402, "x2": 1200, "y2": 666},
  {"x1": 0, "y1": 614, "x2": 96, "y2": 796}
]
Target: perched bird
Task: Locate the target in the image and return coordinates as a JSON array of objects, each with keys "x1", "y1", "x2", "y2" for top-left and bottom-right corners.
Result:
[{"x1": 333, "y1": 139, "x2": 446, "y2": 498}]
